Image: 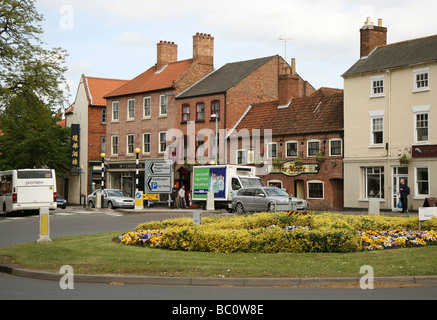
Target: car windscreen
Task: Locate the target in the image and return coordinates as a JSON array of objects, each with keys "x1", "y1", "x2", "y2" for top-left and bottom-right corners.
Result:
[
  {"x1": 264, "y1": 188, "x2": 289, "y2": 197},
  {"x1": 106, "y1": 190, "x2": 125, "y2": 197}
]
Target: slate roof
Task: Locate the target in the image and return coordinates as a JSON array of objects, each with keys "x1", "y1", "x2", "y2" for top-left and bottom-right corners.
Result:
[
  {"x1": 234, "y1": 88, "x2": 344, "y2": 136},
  {"x1": 84, "y1": 76, "x2": 128, "y2": 106},
  {"x1": 177, "y1": 56, "x2": 277, "y2": 99},
  {"x1": 343, "y1": 34, "x2": 437, "y2": 77},
  {"x1": 105, "y1": 59, "x2": 194, "y2": 98}
]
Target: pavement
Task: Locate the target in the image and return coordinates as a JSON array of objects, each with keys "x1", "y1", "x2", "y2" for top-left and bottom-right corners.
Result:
[{"x1": 1, "y1": 206, "x2": 432, "y2": 287}]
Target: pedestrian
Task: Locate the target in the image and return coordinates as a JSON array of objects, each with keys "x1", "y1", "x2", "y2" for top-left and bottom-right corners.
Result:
[
  {"x1": 179, "y1": 185, "x2": 187, "y2": 209},
  {"x1": 171, "y1": 184, "x2": 178, "y2": 209},
  {"x1": 399, "y1": 179, "x2": 410, "y2": 214}
]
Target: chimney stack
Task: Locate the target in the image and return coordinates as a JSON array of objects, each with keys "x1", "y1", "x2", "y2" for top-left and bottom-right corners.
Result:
[
  {"x1": 157, "y1": 41, "x2": 178, "y2": 70},
  {"x1": 360, "y1": 17, "x2": 387, "y2": 58},
  {"x1": 193, "y1": 33, "x2": 214, "y2": 66}
]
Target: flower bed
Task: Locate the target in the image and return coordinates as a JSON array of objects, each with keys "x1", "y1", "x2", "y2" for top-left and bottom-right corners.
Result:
[{"x1": 119, "y1": 213, "x2": 437, "y2": 253}]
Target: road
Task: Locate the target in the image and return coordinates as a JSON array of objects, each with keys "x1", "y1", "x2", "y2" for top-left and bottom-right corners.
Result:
[{"x1": 1, "y1": 207, "x2": 436, "y2": 302}]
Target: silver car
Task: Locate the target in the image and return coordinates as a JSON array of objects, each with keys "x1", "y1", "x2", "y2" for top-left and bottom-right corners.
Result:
[
  {"x1": 232, "y1": 186, "x2": 308, "y2": 214},
  {"x1": 88, "y1": 189, "x2": 135, "y2": 209}
]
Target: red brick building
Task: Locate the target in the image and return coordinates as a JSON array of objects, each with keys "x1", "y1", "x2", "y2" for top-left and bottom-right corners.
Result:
[
  {"x1": 103, "y1": 33, "x2": 214, "y2": 197},
  {"x1": 231, "y1": 88, "x2": 344, "y2": 211}
]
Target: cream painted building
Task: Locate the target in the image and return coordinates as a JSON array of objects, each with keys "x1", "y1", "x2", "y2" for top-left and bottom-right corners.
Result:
[{"x1": 342, "y1": 18, "x2": 437, "y2": 211}]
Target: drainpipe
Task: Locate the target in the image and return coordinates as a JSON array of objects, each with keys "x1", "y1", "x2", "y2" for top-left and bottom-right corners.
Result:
[{"x1": 386, "y1": 69, "x2": 392, "y2": 209}]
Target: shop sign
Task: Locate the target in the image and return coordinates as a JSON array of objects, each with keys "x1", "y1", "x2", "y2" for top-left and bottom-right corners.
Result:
[
  {"x1": 268, "y1": 161, "x2": 319, "y2": 176},
  {"x1": 70, "y1": 124, "x2": 80, "y2": 175},
  {"x1": 412, "y1": 145, "x2": 437, "y2": 158}
]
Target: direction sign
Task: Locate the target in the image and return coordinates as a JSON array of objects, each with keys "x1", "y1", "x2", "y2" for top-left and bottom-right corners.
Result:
[
  {"x1": 149, "y1": 162, "x2": 171, "y2": 175},
  {"x1": 146, "y1": 176, "x2": 172, "y2": 193}
]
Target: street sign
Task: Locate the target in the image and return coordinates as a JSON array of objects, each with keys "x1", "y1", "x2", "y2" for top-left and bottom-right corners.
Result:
[
  {"x1": 143, "y1": 194, "x2": 159, "y2": 201},
  {"x1": 146, "y1": 176, "x2": 172, "y2": 193},
  {"x1": 144, "y1": 160, "x2": 173, "y2": 194}
]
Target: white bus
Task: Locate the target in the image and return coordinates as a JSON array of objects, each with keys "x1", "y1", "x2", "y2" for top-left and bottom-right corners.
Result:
[{"x1": 0, "y1": 169, "x2": 57, "y2": 215}]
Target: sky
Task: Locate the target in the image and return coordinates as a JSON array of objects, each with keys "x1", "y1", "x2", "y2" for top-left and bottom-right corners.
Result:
[{"x1": 35, "y1": 0, "x2": 437, "y2": 106}]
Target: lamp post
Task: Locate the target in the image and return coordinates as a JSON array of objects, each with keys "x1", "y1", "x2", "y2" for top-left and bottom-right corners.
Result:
[
  {"x1": 100, "y1": 153, "x2": 106, "y2": 208},
  {"x1": 135, "y1": 148, "x2": 141, "y2": 193},
  {"x1": 211, "y1": 114, "x2": 218, "y2": 165}
]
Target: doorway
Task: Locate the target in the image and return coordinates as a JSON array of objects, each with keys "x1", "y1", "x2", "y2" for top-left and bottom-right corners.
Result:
[
  {"x1": 392, "y1": 167, "x2": 408, "y2": 211},
  {"x1": 294, "y1": 180, "x2": 304, "y2": 199}
]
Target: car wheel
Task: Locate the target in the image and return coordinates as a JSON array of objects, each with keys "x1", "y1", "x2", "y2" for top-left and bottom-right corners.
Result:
[
  {"x1": 268, "y1": 202, "x2": 276, "y2": 212},
  {"x1": 235, "y1": 203, "x2": 245, "y2": 215},
  {"x1": 107, "y1": 201, "x2": 114, "y2": 209},
  {"x1": 88, "y1": 201, "x2": 94, "y2": 208}
]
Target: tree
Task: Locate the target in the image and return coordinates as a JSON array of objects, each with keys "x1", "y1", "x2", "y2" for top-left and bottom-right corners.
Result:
[
  {"x1": 0, "y1": 0, "x2": 68, "y2": 108},
  {"x1": 0, "y1": 90, "x2": 71, "y2": 174}
]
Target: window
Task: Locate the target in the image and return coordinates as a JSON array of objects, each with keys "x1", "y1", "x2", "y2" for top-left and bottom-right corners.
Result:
[
  {"x1": 127, "y1": 99, "x2": 135, "y2": 120},
  {"x1": 308, "y1": 181, "x2": 324, "y2": 199},
  {"x1": 414, "y1": 68, "x2": 430, "y2": 92},
  {"x1": 182, "y1": 104, "x2": 190, "y2": 122},
  {"x1": 159, "y1": 131, "x2": 167, "y2": 154},
  {"x1": 267, "y1": 143, "x2": 277, "y2": 158},
  {"x1": 330, "y1": 139, "x2": 342, "y2": 156},
  {"x1": 143, "y1": 133, "x2": 151, "y2": 154},
  {"x1": 415, "y1": 166, "x2": 429, "y2": 198},
  {"x1": 196, "y1": 103, "x2": 205, "y2": 121},
  {"x1": 101, "y1": 108, "x2": 106, "y2": 124},
  {"x1": 101, "y1": 136, "x2": 106, "y2": 153},
  {"x1": 112, "y1": 101, "x2": 119, "y2": 121},
  {"x1": 307, "y1": 141, "x2": 320, "y2": 157},
  {"x1": 143, "y1": 97, "x2": 151, "y2": 118},
  {"x1": 127, "y1": 134, "x2": 134, "y2": 154},
  {"x1": 364, "y1": 167, "x2": 384, "y2": 199},
  {"x1": 111, "y1": 135, "x2": 119, "y2": 155},
  {"x1": 371, "y1": 75, "x2": 384, "y2": 97},
  {"x1": 286, "y1": 141, "x2": 298, "y2": 157},
  {"x1": 237, "y1": 150, "x2": 247, "y2": 164},
  {"x1": 416, "y1": 113, "x2": 429, "y2": 143},
  {"x1": 372, "y1": 117, "x2": 384, "y2": 145},
  {"x1": 159, "y1": 95, "x2": 168, "y2": 116},
  {"x1": 211, "y1": 101, "x2": 220, "y2": 118}
]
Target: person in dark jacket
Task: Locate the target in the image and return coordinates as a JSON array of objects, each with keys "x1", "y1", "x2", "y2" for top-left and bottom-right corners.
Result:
[
  {"x1": 399, "y1": 179, "x2": 410, "y2": 213},
  {"x1": 171, "y1": 184, "x2": 178, "y2": 209}
]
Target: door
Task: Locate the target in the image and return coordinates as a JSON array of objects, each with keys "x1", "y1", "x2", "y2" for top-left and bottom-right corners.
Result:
[
  {"x1": 294, "y1": 180, "x2": 304, "y2": 199},
  {"x1": 392, "y1": 167, "x2": 408, "y2": 211}
]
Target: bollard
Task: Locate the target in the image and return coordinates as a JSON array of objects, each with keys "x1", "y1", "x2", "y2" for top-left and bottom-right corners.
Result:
[
  {"x1": 37, "y1": 207, "x2": 52, "y2": 243},
  {"x1": 193, "y1": 211, "x2": 202, "y2": 225}
]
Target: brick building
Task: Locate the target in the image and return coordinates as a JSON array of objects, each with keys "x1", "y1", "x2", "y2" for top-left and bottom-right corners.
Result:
[
  {"x1": 231, "y1": 88, "x2": 344, "y2": 211},
  {"x1": 172, "y1": 55, "x2": 315, "y2": 193},
  {"x1": 64, "y1": 75, "x2": 128, "y2": 204},
  {"x1": 103, "y1": 33, "x2": 214, "y2": 197}
]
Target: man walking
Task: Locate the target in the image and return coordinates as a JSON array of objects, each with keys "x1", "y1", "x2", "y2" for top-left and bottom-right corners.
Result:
[
  {"x1": 179, "y1": 185, "x2": 187, "y2": 209},
  {"x1": 399, "y1": 179, "x2": 410, "y2": 214}
]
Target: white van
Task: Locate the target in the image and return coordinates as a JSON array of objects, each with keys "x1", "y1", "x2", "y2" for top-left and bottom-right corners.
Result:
[{"x1": 0, "y1": 169, "x2": 57, "y2": 215}]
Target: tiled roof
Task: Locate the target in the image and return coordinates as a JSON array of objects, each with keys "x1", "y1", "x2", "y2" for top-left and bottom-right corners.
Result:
[
  {"x1": 343, "y1": 34, "x2": 437, "y2": 77},
  {"x1": 235, "y1": 88, "x2": 344, "y2": 136},
  {"x1": 177, "y1": 56, "x2": 277, "y2": 99},
  {"x1": 84, "y1": 76, "x2": 128, "y2": 106},
  {"x1": 105, "y1": 59, "x2": 194, "y2": 98}
]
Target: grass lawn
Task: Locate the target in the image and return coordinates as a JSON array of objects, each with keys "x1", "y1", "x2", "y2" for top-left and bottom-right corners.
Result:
[{"x1": 0, "y1": 231, "x2": 436, "y2": 278}]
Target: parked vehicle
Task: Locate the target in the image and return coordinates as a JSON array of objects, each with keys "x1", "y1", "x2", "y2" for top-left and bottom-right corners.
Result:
[
  {"x1": 88, "y1": 189, "x2": 135, "y2": 209},
  {"x1": 56, "y1": 195, "x2": 67, "y2": 209},
  {"x1": 192, "y1": 165, "x2": 264, "y2": 210},
  {"x1": 231, "y1": 186, "x2": 308, "y2": 214},
  {"x1": 0, "y1": 169, "x2": 57, "y2": 215}
]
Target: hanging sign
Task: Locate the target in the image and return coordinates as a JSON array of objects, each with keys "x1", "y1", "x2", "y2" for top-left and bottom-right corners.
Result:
[{"x1": 70, "y1": 124, "x2": 80, "y2": 175}]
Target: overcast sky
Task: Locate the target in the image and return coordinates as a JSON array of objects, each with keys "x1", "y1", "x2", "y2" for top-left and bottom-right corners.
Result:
[{"x1": 35, "y1": 0, "x2": 437, "y2": 105}]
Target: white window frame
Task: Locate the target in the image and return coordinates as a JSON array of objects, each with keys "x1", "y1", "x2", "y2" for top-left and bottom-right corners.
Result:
[
  {"x1": 143, "y1": 133, "x2": 151, "y2": 155},
  {"x1": 127, "y1": 99, "x2": 135, "y2": 120},
  {"x1": 126, "y1": 134, "x2": 134, "y2": 155},
  {"x1": 112, "y1": 101, "x2": 119, "y2": 122},
  {"x1": 415, "y1": 165, "x2": 430, "y2": 199},
  {"x1": 414, "y1": 68, "x2": 430, "y2": 92},
  {"x1": 267, "y1": 180, "x2": 283, "y2": 189},
  {"x1": 159, "y1": 95, "x2": 168, "y2": 117},
  {"x1": 159, "y1": 131, "x2": 167, "y2": 154},
  {"x1": 307, "y1": 140, "x2": 320, "y2": 157},
  {"x1": 236, "y1": 149, "x2": 247, "y2": 164},
  {"x1": 143, "y1": 97, "x2": 151, "y2": 119},
  {"x1": 111, "y1": 135, "x2": 119, "y2": 156},
  {"x1": 267, "y1": 142, "x2": 278, "y2": 158},
  {"x1": 369, "y1": 110, "x2": 385, "y2": 147},
  {"x1": 370, "y1": 75, "x2": 385, "y2": 98},
  {"x1": 285, "y1": 141, "x2": 298, "y2": 158},
  {"x1": 363, "y1": 167, "x2": 385, "y2": 200},
  {"x1": 329, "y1": 139, "x2": 342, "y2": 156},
  {"x1": 307, "y1": 180, "x2": 324, "y2": 199},
  {"x1": 413, "y1": 105, "x2": 430, "y2": 144}
]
